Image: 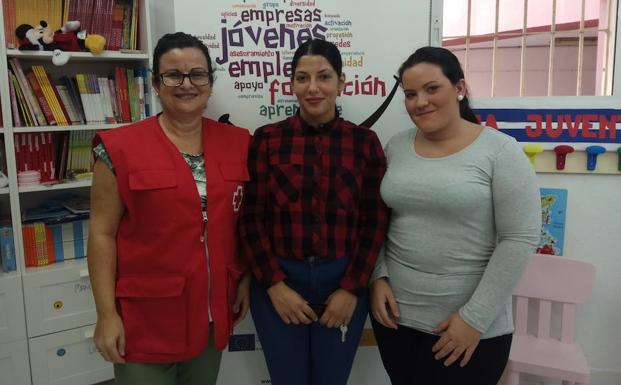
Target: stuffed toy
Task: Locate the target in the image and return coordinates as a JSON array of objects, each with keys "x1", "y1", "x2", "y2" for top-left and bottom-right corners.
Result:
[
  {"x1": 85, "y1": 34, "x2": 106, "y2": 54},
  {"x1": 15, "y1": 20, "x2": 106, "y2": 66}
]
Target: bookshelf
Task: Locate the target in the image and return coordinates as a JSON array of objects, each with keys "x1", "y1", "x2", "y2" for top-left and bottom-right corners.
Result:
[
  {"x1": 14, "y1": 122, "x2": 129, "y2": 133},
  {"x1": 7, "y1": 49, "x2": 150, "y2": 61},
  {"x1": 0, "y1": 1, "x2": 155, "y2": 384},
  {"x1": 17, "y1": 179, "x2": 91, "y2": 193}
]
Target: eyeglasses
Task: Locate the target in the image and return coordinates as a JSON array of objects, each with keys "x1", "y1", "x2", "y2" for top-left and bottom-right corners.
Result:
[{"x1": 158, "y1": 70, "x2": 211, "y2": 87}]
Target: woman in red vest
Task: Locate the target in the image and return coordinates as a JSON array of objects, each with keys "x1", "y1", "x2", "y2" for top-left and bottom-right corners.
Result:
[{"x1": 88, "y1": 32, "x2": 251, "y2": 385}]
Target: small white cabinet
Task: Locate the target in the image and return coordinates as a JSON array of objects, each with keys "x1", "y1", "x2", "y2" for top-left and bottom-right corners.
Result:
[
  {"x1": 23, "y1": 260, "x2": 96, "y2": 337},
  {"x1": 0, "y1": 339, "x2": 31, "y2": 385},
  {"x1": 0, "y1": 274, "x2": 27, "y2": 343},
  {"x1": 29, "y1": 325, "x2": 113, "y2": 385}
]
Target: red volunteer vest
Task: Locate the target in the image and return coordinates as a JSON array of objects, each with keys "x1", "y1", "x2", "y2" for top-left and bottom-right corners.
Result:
[{"x1": 97, "y1": 116, "x2": 250, "y2": 363}]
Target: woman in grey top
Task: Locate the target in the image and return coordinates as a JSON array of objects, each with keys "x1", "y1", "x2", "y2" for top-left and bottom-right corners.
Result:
[{"x1": 370, "y1": 47, "x2": 541, "y2": 385}]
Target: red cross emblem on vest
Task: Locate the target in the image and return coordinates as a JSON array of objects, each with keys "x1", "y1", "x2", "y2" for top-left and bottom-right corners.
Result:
[{"x1": 232, "y1": 185, "x2": 243, "y2": 212}]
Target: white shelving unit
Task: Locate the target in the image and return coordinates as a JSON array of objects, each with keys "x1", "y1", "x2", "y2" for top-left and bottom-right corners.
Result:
[
  {"x1": 0, "y1": 1, "x2": 155, "y2": 384},
  {"x1": 13, "y1": 123, "x2": 129, "y2": 133},
  {"x1": 17, "y1": 180, "x2": 92, "y2": 194},
  {"x1": 6, "y1": 49, "x2": 150, "y2": 62}
]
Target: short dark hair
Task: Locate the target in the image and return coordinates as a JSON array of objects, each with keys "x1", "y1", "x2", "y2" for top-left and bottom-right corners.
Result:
[
  {"x1": 291, "y1": 39, "x2": 343, "y2": 78},
  {"x1": 399, "y1": 46, "x2": 479, "y2": 124},
  {"x1": 152, "y1": 32, "x2": 215, "y2": 85}
]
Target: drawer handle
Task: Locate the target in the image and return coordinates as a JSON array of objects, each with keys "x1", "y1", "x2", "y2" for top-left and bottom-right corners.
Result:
[
  {"x1": 84, "y1": 329, "x2": 95, "y2": 339},
  {"x1": 79, "y1": 269, "x2": 90, "y2": 278}
]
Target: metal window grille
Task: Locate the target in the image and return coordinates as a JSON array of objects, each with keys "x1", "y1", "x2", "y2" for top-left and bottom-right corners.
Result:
[{"x1": 443, "y1": 0, "x2": 617, "y2": 97}]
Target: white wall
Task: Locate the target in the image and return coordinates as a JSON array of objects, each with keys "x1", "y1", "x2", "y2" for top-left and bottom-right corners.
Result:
[
  {"x1": 151, "y1": 1, "x2": 621, "y2": 384},
  {"x1": 148, "y1": 0, "x2": 174, "y2": 46},
  {"x1": 534, "y1": 173, "x2": 621, "y2": 385}
]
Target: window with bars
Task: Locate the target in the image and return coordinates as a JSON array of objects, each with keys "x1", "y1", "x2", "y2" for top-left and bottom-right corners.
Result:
[{"x1": 442, "y1": 0, "x2": 617, "y2": 97}]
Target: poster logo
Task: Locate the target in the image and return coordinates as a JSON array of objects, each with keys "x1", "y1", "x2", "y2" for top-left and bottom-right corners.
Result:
[{"x1": 233, "y1": 185, "x2": 244, "y2": 212}]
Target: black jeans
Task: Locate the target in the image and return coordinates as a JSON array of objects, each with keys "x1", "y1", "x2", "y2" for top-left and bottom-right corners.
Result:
[{"x1": 371, "y1": 317, "x2": 512, "y2": 385}]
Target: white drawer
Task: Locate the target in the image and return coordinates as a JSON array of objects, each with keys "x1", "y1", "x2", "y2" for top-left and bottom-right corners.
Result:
[
  {"x1": 0, "y1": 274, "x2": 27, "y2": 343},
  {"x1": 29, "y1": 325, "x2": 113, "y2": 385},
  {"x1": 23, "y1": 260, "x2": 96, "y2": 337},
  {"x1": 0, "y1": 339, "x2": 31, "y2": 385}
]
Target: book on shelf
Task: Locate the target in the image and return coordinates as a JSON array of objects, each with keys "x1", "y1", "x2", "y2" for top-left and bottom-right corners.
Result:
[
  {"x1": 48, "y1": 219, "x2": 89, "y2": 262},
  {"x1": 8, "y1": 63, "x2": 149, "y2": 128},
  {"x1": 126, "y1": 68, "x2": 138, "y2": 122},
  {"x1": 59, "y1": 76, "x2": 87, "y2": 124},
  {"x1": 115, "y1": 66, "x2": 131, "y2": 122},
  {"x1": 135, "y1": 67, "x2": 150, "y2": 119},
  {"x1": 34, "y1": 222, "x2": 53, "y2": 266},
  {"x1": 2, "y1": 0, "x2": 17, "y2": 49},
  {"x1": 25, "y1": 69, "x2": 57, "y2": 126},
  {"x1": 13, "y1": 131, "x2": 102, "y2": 184},
  {"x1": 111, "y1": 1, "x2": 125, "y2": 51},
  {"x1": 98, "y1": 77, "x2": 117, "y2": 123},
  {"x1": 8, "y1": 72, "x2": 23, "y2": 127},
  {"x1": 9, "y1": 71, "x2": 36, "y2": 127},
  {"x1": 22, "y1": 198, "x2": 89, "y2": 267},
  {"x1": 107, "y1": 78, "x2": 121, "y2": 122},
  {"x1": 56, "y1": 85, "x2": 83, "y2": 124},
  {"x1": 74, "y1": 73, "x2": 95, "y2": 124},
  {"x1": 0, "y1": 225, "x2": 16, "y2": 273},
  {"x1": 32, "y1": 66, "x2": 62, "y2": 125},
  {"x1": 130, "y1": 0, "x2": 140, "y2": 50},
  {"x1": 5, "y1": 0, "x2": 140, "y2": 51},
  {"x1": 56, "y1": 131, "x2": 70, "y2": 180},
  {"x1": 0, "y1": 137, "x2": 7, "y2": 176},
  {"x1": 88, "y1": 74, "x2": 107, "y2": 124},
  {"x1": 9, "y1": 58, "x2": 46, "y2": 126},
  {"x1": 22, "y1": 213, "x2": 91, "y2": 269},
  {"x1": 42, "y1": 66, "x2": 72, "y2": 125},
  {"x1": 22, "y1": 221, "x2": 57, "y2": 267},
  {"x1": 10, "y1": 70, "x2": 35, "y2": 127},
  {"x1": 23, "y1": 197, "x2": 90, "y2": 219},
  {"x1": 66, "y1": 130, "x2": 96, "y2": 176},
  {"x1": 61, "y1": 195, "x2": 90, "y2": 214},
  {"x1": 41, "y1": 132, "x2": 57, "y2": 181},
  {"x1": 14, "y1": 132, "x2": 57, "y2": 182}
]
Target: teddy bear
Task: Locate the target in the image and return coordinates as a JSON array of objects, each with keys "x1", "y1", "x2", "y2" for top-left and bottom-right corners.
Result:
[{"x1": 15, "y1": 20, "x2": 106, "y2": 66}]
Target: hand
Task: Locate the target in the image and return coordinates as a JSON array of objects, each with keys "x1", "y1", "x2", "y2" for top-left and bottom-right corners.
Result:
[
  {"x1": 267, "y1": 281, "x2": 317, "y2": 325},
  {"x1": 94, "y1": 312, "x2": 126, "y2": 363},
  {"x1": 432, "y1": 313, "x2": 481, "y2": 367},
  {"x1": 320, "y1": 288, "x2": 357, "y2": 328},
  {"x1": 232, "y1": 272, "x2": 251, "y2": 326},
  {"x1": 370, "y1": 278, "x2": 400, "y2": 329}
]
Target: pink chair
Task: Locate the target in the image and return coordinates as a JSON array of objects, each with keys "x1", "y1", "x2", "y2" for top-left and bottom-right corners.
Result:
[{"x1": 500, "y1": 253, "x2": 595, "y2": 385}]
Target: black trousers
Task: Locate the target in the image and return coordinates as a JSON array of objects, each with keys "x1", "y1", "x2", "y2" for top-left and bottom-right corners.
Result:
[{"x1": 371, "y1": 317, "x2": 512, "y2": 385}]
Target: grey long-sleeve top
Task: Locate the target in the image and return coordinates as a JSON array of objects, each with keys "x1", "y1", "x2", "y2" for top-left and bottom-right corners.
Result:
[{"x1": 373, "y1": 127, "x2": 541, "y2": 338}]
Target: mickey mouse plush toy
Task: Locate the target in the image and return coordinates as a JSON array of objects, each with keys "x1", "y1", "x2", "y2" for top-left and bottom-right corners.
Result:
[{"x1": 15, "y1": 20, "x2": 105, "y2": 66}]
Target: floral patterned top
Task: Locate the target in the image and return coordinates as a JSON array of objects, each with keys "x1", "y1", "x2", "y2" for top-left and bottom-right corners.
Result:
[{"x1": 93, "y1": 143, "x2": 207, "y2": 210}]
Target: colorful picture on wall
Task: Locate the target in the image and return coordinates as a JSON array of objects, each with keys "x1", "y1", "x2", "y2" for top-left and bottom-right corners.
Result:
[{"x1": 538, "y1": 188, "x2": 568, "y2": 256}]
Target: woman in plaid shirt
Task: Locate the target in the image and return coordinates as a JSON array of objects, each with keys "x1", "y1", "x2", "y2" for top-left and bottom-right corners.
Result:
[{"x1": 239, "y1": 39, "x2": 389, "y2": 385}]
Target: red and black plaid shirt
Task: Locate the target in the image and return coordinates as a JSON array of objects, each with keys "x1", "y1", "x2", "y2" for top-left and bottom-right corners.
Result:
[{"x1": 239, "y1": 113, "x2": 389, "y2": 294}]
